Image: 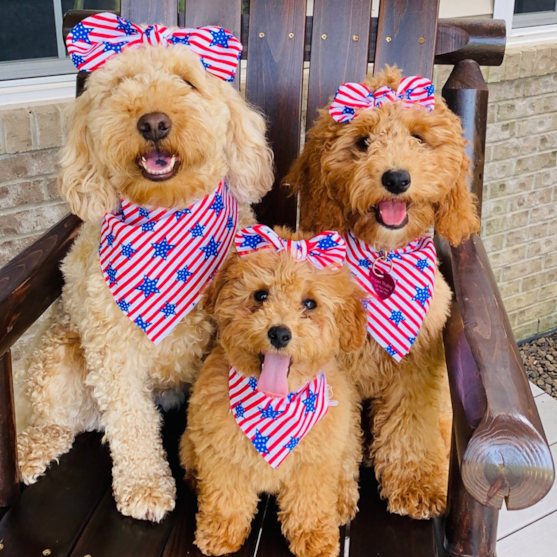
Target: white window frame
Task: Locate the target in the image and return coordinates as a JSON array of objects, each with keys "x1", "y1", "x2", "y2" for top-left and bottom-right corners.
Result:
[{"x1": 494, "y1": 0, "x2": 557, "y2": 44}]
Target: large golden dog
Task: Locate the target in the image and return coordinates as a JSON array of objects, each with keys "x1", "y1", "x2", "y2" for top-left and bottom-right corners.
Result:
[
  {"x1": 286, "y1": 67, "x2": 480, "y2": 519},
  {"x1": 17, "y1": 43, "x2": 273, "y2": 522}
]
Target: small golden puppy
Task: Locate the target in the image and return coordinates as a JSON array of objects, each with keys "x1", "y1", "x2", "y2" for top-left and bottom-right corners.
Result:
[
  {"x1": 181, "y1": 226, "x2": 367, "y2": 557},
  {"x1": 286, "y1": 67, "x2": 480, "y2": 519},
  {"x1": 18, "y1": 14, "x2": 273, "y2": 522}
]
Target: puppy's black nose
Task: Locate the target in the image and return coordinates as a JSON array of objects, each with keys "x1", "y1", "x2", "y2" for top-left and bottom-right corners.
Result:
[
  {"x1": 381, "y1": 170, "x2": 411, "y2": 195},
  {"x1": 268, "y1": 326, "x2": 292, "y2": 349},
  {"x1": 137, "y1": 112, "x2": 172, "y2": 142}
]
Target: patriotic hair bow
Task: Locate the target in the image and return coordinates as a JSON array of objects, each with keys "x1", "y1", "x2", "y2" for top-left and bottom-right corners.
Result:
[
  {"x1": 235, "y1": 225, "x2": 346, "y2": 270},
  {"x1": 330, "y1": 76, "x2": 435, "y2": 123},
  {"x1": 66, "y1": 12, "x2": 242, "y2": 82}
]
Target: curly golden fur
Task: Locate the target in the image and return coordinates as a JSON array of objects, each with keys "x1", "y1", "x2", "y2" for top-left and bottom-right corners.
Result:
[
  {"x1": 181, "y1": 227, "x2": 368, "y2": 557},
  {"x1": 18, "y1": 44, "x2": 273, "y2": 522},
  {"x1": 285, "y1": 67, "x2": 478, "y2": 519}
]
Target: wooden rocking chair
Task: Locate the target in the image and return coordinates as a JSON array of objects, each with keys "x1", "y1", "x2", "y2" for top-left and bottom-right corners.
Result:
[{"x1": 0, "y1": 1, "x2": 554, "y2": 556}]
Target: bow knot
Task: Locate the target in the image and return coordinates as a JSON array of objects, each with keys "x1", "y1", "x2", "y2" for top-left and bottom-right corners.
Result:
[
  {"x1": 67, "y1": 12, "x2": 242, "y2": 82},
  {"x1": 235, "y1": 225, "x2": 346, "y2": 270},
  {"x1": 330, "y1": 76, "x2": 435, "y2": 123}
]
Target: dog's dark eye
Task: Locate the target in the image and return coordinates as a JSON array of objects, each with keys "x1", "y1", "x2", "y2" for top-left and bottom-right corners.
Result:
[
  {"x1": 411, "y1": 133, "x2": 424, "y2": 143},
  {"x1": 254, "y1": 290, "x2": 268, "y2": 302},
  {"x1": 356, "y1": 136, "x2": 370, "y2": 151},
  {"x1": 302, "y1": 299, "x2": 317, "y2": 310},
  {"x1": 181, "y1": 78, "x2": 196, "y2": 89}
]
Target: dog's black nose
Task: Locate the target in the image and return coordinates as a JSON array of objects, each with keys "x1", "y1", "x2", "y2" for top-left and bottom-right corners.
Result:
[
  {"x1": 137, "y1": 112, "x2": 172, "y2": 142},
  {"x1": 381, "y1": 170, "x2": 411, "y2": 195},
  {"x1": 268, "y1": 326, "x2": 292, "y2": 349}
]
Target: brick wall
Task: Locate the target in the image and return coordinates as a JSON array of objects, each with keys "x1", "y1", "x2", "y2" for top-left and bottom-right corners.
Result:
[{"x1": 1, "y1": 43, "x2": 557, "y2": 342}]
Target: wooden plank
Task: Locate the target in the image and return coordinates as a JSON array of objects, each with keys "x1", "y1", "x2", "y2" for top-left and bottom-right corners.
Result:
[
  {"x1": 0, "y1": 433, "x2": 111, "y2": 557},
  {"x1": 246, "y1": 0, "x2": 307, "y2": 228},
  {"x1": 498, "y1": 443, "x2": 557, "y2": 539},
  {"x1": 496, "y1": 510, "x2": 557, "y2": 557},
  {"x1": 305, "y1": 0, "x2": 373, "y2": 130},
  {"x1": 0, "y1": 213, "x2": 81, "y2": 358},
  {"x1": 184, "y1": 0, "x2": 242, "y2": 89},
  {"x1": 373, "y1": 0, "x2": 440, "y2": 79},
  {"x1": 0, "y1": 351, "x2": 18, "y2": 508},
  {"x1": 120, "y1": 0, "x2": 177, "y2": 26},
  {"x1": 349, "y1": 467, "x2": 435, "y2": 557}
]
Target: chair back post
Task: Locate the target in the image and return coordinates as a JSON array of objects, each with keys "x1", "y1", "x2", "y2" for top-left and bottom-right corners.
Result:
[{"x1": 0, "y1": 351, "x2": 18, "y2": 508}]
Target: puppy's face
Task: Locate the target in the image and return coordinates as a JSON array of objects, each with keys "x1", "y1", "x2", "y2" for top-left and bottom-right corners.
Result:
[
  {"x1": 205, "y1": 229, "x2": 367, "y2": 394},
  {"x1": 59, "y1": 45, "x2": 273, "y2": 221},
  {"x1": 291, "y1": 67, "x2": 480, "y2": 248}
]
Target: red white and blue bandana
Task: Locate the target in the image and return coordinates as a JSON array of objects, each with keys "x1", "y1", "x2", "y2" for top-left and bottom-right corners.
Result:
[
  {"x1": 67, "y1": 12, "x2": 242, "y2": 82},
  {"x1": 99, "y1": 181, "x2": 237, "y2": 344},
  {"x1": 229, "y1": 367, "x2": 330, "y2": 469},
  {"x1": 345, "y1": 231, "x2": 436, "y2": 361}
]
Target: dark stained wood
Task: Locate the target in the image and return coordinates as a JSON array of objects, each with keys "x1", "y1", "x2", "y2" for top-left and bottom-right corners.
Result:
[
  {"x1": 184, "y1": 0, "x2": 242, "y2": 89},
  {"x1": 374, "y1": 0, "x2": 440, "y2": 79},
  {"x1": 246, "y1": 0, "x2": 307, "y2": 228},
  {"x1": 442, "y1": 60, "x2": 489, "y2": 216},
  {"x1": 0, "y1": 433, "x2": 111, "y2": 557},
  {"x1": 350, "y1": 467, "x2": 435, "y2": 557},
  {"x1": 120, "y1": 0, "x2": 177, "y2": 26},
  {"x1": 0, "y1": 352, "x2": 18, "y2": 508},
  {"x1": 0, "y1": 213, "x2": 81, "y2": 358},
  {"x1": 305, "y1": 0, "x2": 373, "y2": 130}
]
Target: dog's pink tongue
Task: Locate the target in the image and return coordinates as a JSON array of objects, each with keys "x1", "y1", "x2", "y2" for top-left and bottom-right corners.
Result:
[
  {"x1": 378, "y1": 200, "x2": 407, "y2": 226},
  {"x1": 258, "y1": 353, "x2": 290, "y2": 398},
  {"x1": 144, "y1": 151, "x2": 172, "y2": 172}
]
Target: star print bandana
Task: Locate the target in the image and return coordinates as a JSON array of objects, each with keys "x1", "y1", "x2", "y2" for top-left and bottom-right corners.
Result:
[
  {"x1": 330, "y1": 76, "x2": 435, "y2": 123},
  {"x1": 67, "y1": 12, "x2": 242, "y2": 82},
  {"x1": 229, "y1": 367, "x2": 330, "y2": 468},
  {"x1": 99, "y1": 180, "x2": 237, "y2": 343},
  {"x1": 344, "y1": 231, "x2": 436, "y2": 361},
  {"x1": 235, "y1": 225, "x2": 346, "y2": 270}
]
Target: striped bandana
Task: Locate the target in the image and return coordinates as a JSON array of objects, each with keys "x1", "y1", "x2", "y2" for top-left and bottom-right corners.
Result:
[
  {"x1": 344, "y1": 231, "x2": 436, "y2": 361},
  {"x1": 99, "y1": 180, "x2": 237, "y2": 343},
  {"x1": 229, "y1": 367, "x2": 330, "y2": 468}
]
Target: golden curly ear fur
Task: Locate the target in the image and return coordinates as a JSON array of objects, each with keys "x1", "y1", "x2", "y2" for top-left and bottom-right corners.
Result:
[
  {"x1": 222, "y1": 85, "x2": 275, "y2": 205},
  {"x1": 201, "y1": 252, "x2": 236, "y2": 317},
  {"x1": 335, "y1": 282, "x2": 368, "y2": 354},
  {"x1": 434, "y1": 150, "x2": 481, "y2": 246},
  {"x1": 58, "y1": 92, "x2": 117, "y2": 221}
]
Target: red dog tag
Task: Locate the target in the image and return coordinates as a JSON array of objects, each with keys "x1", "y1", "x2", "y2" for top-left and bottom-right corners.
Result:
[{"x1": 370, "y1": 271, "x2": 395, "y2": 300}]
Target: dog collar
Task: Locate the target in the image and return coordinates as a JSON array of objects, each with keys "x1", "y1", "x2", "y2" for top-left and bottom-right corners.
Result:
[
  {"x1": 344, "y1": 231, "x2": 436, "y2": 361},
  {"x1": 229, "y1": 367, "x2": 330, "y2": 469},
  {"x1": 99, "y1": 180, "x2": 238, "y2": 344}
]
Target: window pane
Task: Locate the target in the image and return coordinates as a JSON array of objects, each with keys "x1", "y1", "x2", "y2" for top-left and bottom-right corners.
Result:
[
  {"x1": 61, "y1": 0, "x2": 121, "y2": 13},
  {"x1": 515, "y1": 0, "x2": 557, "y2": 14}
]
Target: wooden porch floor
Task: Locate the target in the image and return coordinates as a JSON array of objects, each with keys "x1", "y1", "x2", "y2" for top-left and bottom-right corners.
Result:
[{"x1": 497, "y1": 382, "x2": 557, "y2": 557}]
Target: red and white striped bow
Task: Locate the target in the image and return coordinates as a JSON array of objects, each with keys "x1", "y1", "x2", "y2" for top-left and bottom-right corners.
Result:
[
  {"x1": 235, "y1": 225, "x2": 346, "y2": 270},
  {"x1": 67, "y1": 12, "x2": 242, "y2": 82},
  {"x1": 330, "y1": 76, "x2": 435, "y2": 123}
]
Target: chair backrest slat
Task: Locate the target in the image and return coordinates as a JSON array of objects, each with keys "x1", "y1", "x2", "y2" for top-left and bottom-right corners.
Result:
[
  {"x1": 306, "y1": 0, "x2": 373, "y2": 130},
  {"x1": 374, "y1": 0, "x2": 440, "y2": 79},
  {"x1": 184, "y1": 0, "x2": 242, "y2": 89},
  {"x1": 120, "y1": 0, "x2": 177, "y2": 26},
  {"x1": 245, "y1": 0, "x2": 307, "y2": 228}
]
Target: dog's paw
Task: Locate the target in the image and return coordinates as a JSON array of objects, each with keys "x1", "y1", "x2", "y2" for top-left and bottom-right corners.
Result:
[
  {"x1": 385, "y1": 478, "x2": 447, "y2": 519},
  {"x1": 288, "y1": 525, "x2": 340, "y2": 557},
  {"x1": 195, "y1": 512, "x2": 251, "y2": 556},
  {"x1": 115, "y1": 475, "x2": 176, "y2": 522},
  {"x1": 337, "y1": 480, "x2": 359, "y2": 525},
  {"x1": 18, "y1": 425, "x2": 75, "y2": 485}
]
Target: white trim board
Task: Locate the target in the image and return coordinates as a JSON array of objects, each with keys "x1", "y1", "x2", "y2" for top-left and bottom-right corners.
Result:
[
  {"x1": 494, "y1": 0, "x2": 557, "y2": 45},
  {"x1": 0, "y1": 75, "x2": 75, "y2": 109}
]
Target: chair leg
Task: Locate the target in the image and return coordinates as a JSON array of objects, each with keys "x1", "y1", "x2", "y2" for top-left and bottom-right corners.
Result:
[
  {"x1": 0, "y1": 350, "x2": 19, "y2": 508},
  {"x1": 440, "y1": 436, "x2": 499, "y2": 557}
]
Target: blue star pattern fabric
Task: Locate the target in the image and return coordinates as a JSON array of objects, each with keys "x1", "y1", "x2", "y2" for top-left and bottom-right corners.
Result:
[
  {"x1": 316, "y1": 234, "x2": 339, "y2": 250},
  {"x1": 135, "y1": 315, "x2": 151, "y2": 332},
  {"x1": 226, "y1": 217, "x2": 234, "y2": 229},
  {"x1": 99, "y1": 181, "x2": 237, "y2": 344},
  {"x1": 210, "y1": 27, "x2": 230, "y2": 48},
  {"x1": 116, "y1": 16, "x2": 136, "y2": 35},
  {"x1": 241, "y1": 233, "x2": 265, "y2": 250},
  {"x1": 71, "y1": 23, "x2": 94, "y2": 44},
  {"x1": 103, "y1": 41, "x2": 125, "y2": 53},
  {"x1": 229, "y1": 367, "x2": 330, "y2": 468},
  {"x1": 209, "y1": 193, "x2": 225, "y2": 216},
  {"x1": 344, "y1": 231, "x2": 436, "y2": 361}
]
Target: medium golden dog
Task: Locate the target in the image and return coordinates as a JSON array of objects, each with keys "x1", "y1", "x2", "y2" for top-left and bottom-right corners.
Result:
[
  {"x1": 181, "y1": 227, "x2": 367, "y2": 557},
  {"x1": 17, "y1": 44, "x2": 273, "y2": 522},
  {"x1": 285, "y1": 67, "x2": 480, "y2": 519}
]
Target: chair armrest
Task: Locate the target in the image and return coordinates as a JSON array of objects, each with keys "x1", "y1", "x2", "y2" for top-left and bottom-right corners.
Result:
[
  {"x1": 439, "y1": 233, "x2": 555, "y2": 510},
  {"x1": 0, "y1": 214, "x2": 81, "y2": 357}
]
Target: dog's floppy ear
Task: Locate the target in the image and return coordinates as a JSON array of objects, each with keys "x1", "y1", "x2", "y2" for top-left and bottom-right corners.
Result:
[
  {"x1": 58, "y1": 92, "x2": 117, "y2": 221},
  {"x1": 434, "y1": 147, "x2": 481, "y2": 247},
  {"x1": 201, "y1": 252, "x2": 236, "y2": 316},
  {"x1": 223, "y1": 87, "x2": 274, "y2": 204},
  {"x1": 335, "y1": 282, "x2": 368, "y2": 354}
]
